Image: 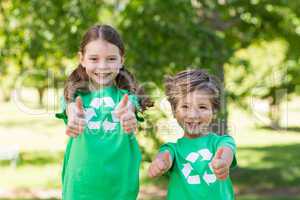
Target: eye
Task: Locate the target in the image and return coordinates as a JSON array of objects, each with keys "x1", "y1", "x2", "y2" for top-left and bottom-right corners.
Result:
[
  {"x1": 181, "y1": 104, "x2": 188, "y2": 109},
  {"x1": 199, "y1": 105, "x2": 208, "y2": 110},
  {"x1": 89, "y1": 57, "x2": 98, "y2": 61},
  {"x1": 107, "y1": 57, "x2": 117, "y2": 62}
]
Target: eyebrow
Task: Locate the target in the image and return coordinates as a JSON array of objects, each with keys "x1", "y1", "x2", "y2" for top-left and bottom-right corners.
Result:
[
  {"x1": 87, "y1": 54, "x2": 118, "y2": 57},
  {"x1": 106, "y1": 55, "x2": 118, "y2": 57},
  {"x1": 198, "y1": 103, "x2": 209, "y2": 105},
  {"x1": 198, "y1": 104, "x2": 209, "y2": 107}
]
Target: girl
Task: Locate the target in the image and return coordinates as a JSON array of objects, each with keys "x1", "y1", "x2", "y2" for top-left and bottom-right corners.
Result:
[
  {"x1": 56, "y1": 24, "x2": 152, "y2": 200},
  {"x1": 148, "y1": 69, "x2": 237, "y2": 200}
]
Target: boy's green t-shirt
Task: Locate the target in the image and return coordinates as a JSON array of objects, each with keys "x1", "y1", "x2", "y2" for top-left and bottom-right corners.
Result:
[
  {"x1": 56, "y1": 85, "x2": 141, "y2": 200},
  {"x1": 160, "y1": 133, "x2": 237, "y2": 200}
]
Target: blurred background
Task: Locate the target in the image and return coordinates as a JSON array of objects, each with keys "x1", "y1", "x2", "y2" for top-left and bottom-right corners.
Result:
[{"x1": 0, "y1": 0, "x2": 300, "y2": 199}]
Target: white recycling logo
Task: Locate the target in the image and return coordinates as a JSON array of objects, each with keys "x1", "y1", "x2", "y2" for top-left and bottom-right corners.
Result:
[
  {"x1": 181, "y1": 148, "x2": 217, "y2": 185},
  {"x1": 83, "y1": 97, "x2": 119, "y2": 133},
  {"x1": 90, "y1": 97, "x2": 116, "y2": 108},
  {"x1": 84, "y1": 108, "x2": 97, "y2": 122},
  {"x1": 103, "y1": 119, "x2": 117, "y2": 132}
]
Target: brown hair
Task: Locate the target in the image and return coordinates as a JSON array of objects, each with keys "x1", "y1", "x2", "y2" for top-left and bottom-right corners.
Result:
[
  {"x1": 164, "y1": 69, "x2": 221, "y2": 113},
  {"x1": 64, "y1": 24, "x2": 153, "y2": 111}
]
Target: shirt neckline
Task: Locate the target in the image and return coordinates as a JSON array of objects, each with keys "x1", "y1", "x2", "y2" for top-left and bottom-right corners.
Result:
[{"x1": 179, "y1": 132, "x2": 213, "y2": 143}]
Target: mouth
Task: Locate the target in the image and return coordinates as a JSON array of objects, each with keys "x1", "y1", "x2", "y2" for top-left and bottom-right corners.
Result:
[
  {"x1": 94, "y1": 72, "x2": 113, "y2": 77},
  {"x1": 185, "y1": 122, "x2": 201, "y2": 129},
  {"x1": 183, "y1": 121, "x2": 209, "y2": 134},
  {"x1": 91, "y1": 72, "x2": 115, "y2": 86}
]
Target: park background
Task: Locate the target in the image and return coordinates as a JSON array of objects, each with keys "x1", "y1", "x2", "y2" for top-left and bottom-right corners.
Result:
[{"x1": 0, "y1": 0, "x2": 300, "y2": 199}]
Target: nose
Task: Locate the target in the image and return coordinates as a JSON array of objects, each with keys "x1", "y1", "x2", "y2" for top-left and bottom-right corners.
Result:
[
  {"x1": 97, "y1": 60, "x2": 107, "y2": 69},
  {"x1": 186, "y1": 109, "x2": 200, "y2": 119}
]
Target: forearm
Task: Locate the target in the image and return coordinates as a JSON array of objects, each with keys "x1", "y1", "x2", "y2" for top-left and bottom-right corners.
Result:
[
  {"x1": 66, "y1": 103, "x2": 71, "y2": 117},
  {"x1": 158, "y1": 151, "x2": 173, "y2": 170},
  {"x1": 66, "y1": 102, "x2": 76, "y2": 117},
  {"x1": 148, "y1": 151, "x2": 173, "y2": 178}
]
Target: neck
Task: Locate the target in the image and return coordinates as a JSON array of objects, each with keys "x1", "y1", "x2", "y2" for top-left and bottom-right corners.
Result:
[
  {"x1": 89, "y1": 81, "x2": 115, "y2": 91},
  {"x1": 184, "y1": 131, "x2": 209, "y2": 139}
]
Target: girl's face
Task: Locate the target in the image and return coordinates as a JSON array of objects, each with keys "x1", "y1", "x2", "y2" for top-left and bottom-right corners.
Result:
[
  {"x1": 175, "y1": 90, "x2": 214, "y2": 137},
  {"x1": 80, "y1": 39, "x2": 123, "y2": 89}
]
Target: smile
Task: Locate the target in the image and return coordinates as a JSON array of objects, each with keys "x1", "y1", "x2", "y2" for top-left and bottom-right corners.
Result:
[
  {"x1": 93, "y1": 72, "x2": 114, "y2": 78},
  {"x1": 185, "y1": 122, "x2": 201, "y2": 128}
]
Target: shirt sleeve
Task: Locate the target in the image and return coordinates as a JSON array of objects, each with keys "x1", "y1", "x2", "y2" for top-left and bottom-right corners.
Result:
[
  {"x1": 128, "y1": 94, "x2": 141, "y2": 111},
  {"x1": 55, "y1": 96, "x2": 68, "y2": 125},
  {"x1": 216, "y1": 134, "x2": 237, "y2": 168},
  {"x1": 128, "y1": 94, "x2": 144, "y2": 122}
]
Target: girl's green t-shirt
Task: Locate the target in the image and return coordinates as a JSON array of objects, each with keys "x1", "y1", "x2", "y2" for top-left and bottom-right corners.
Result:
[
  {"x1": 56, "y1": 85, "x2": 141, "y2": 200},
  {"x1": 160, "y1": 133, "x2": 237, "y2": 200}
]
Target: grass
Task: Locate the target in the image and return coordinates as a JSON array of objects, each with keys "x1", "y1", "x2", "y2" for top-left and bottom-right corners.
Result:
[
  {"x1": 0, "y1": 94, "x2": 300, "y2": 199},
  {"x1": 0, "y1": 198, "x2": 299, "y2": 200},
  {"x1": 0, "y1": 152, "x2": 63, "y2": 190},
  {"x1": 232, "y1": 144, "x2": 300, "y2": 193}
]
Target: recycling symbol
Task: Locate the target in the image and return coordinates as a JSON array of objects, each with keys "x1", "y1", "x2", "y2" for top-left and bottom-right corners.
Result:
[
  {"x1": 181, "y1": 148, "x2": 216, "y2": 185},
  {"x1": 83, "y1": 96, "x2": 119, "y2": 133}
]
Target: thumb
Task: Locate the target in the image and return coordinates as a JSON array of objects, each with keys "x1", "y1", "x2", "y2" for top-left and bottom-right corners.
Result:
[
  {"x1": 162, "y1": 152, "x2": 170, "y2": 162},
  {"x1": 214, "y1": 148, "x2": 224, "y2": 160},
  {"x1": 75, "y1": 96, "x2": 84, "y2": 116},
  {"x1": 159, "y1": 151, "x2": 171, "y2": 164},
  {"x1": 117, "y1": 94, "x2": 129, "y2": 110}
]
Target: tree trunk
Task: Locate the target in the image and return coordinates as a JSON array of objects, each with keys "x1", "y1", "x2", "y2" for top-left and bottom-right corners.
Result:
[
  {"x1": 212, "y1": 64, "x2": 228, "y2": 135},
  {"x1": 269, "y1": 102, "x2": 280, "y2": 129},
  {"x1": 1, "y1": 86, "x2": 12, "y2": 102},
  {"x1": 267, "y1": 88, "x2": 287, "y2": 129},
  {"x1": 37, "y1": 87, "x2": 45, "y2": 107},
  {"x1": 268, "y1": 94, "x2": 281, "y2": 129}
]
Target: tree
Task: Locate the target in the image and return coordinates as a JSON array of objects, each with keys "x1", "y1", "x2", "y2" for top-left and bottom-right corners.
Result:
[
  {"x1": 119, "y1": 0, "x2": 231, "y2": 135},
  {"x1": 0, "y1": 0, "x2": 105, "y2": 105},
  {"x1": 119, "y1": 0, "x2": 300, "y2": 130}
]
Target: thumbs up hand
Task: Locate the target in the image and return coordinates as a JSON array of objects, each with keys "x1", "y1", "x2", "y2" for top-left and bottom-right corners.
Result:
[
  {"x1": 114, "y1": 94, "x2": 137, "y2": 134},
  {"x1": 148, "y1": 151, "x2": 172, "y2": 178},
  {"x1": 66, "y1": 96, "x2": 86, "y2": 137},
  {"x1": 211, "y1": 147, "x2": 233, "y2": 180}
]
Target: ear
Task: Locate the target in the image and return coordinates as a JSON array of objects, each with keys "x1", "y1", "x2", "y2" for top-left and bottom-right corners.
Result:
[
  {"x1": 211, "y1": 109, "x2": 218, "y2": 121},
  {"x1": 78, "y1": 52, "x2": 85, "y2": 68},
  {"x1": 171, "y1": 104, "x2": 177, "y2": 117},
  {"x1": 121, "y1": 55, "x2": 125, "y2": 65}
]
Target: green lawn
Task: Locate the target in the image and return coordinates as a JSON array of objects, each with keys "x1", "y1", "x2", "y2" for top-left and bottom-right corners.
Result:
[{"x1": 0, "y1": 94, "x2": 300, "y2": 199}]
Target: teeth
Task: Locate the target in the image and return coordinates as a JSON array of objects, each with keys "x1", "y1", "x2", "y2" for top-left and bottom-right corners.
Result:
[
  {"x1": 186, "y1": 122, "x2": 201, "y2": 129},
  {"x1": 187, "y1": 122, "x2": 199, "y2": 125},
  {"x1": 95, "y1": 73, "x2": 110, "y2": 76}
]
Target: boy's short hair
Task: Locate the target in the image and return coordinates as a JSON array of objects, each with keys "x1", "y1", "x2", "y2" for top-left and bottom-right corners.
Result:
[{"x1": 164, "y1": 69, "x2": 221, "y2": 113}]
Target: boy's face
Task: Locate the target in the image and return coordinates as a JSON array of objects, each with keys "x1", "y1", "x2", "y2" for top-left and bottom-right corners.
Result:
[
  {"x1": 80, "y1": 39, "x2": 123, "y2": 88},
  {"x1": 174, "y1": 90, "x2": 214, "y2": 136}
]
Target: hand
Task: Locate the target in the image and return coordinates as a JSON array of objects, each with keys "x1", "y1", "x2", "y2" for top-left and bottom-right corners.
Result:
[
  {"x1": 65, "y1": 96, "x2": 86, "y2": 137},
  {"x1": 114, "y1": 94, "x2": 137, "y2": 134},
  {"x1": 148, "y1": 151, "x2": 172, "y2": 178},
  {"x1": 211, "y1": 148, "x2": 231, "y2": 180}
]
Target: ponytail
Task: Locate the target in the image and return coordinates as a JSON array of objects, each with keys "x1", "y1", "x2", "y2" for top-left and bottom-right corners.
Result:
[
  {"x1": 63, "y1": 64, "x2": 89, "y2": 103},
  {"x1": 115, "y1": 67, "x2": 153, "y2": 112}
]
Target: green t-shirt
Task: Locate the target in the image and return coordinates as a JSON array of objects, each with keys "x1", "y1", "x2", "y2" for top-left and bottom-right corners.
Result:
[
  {"x1": 55, "y1": 85, "x2": 142, "y2": 200},
  {"x1": 160, "y1": 133, "x2": 237, "y2": 200}
]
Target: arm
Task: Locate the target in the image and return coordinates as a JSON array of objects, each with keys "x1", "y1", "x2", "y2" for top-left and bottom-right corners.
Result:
[
  {"x1": 65, "y1": 96, "x2": 86, "y2": 137},
  {"x1": 114, "y1": 94, "x2": 137, "y2": 133},
  {"x1": 211, "y1": 146, "x2": 234, "y2": 180},
  {"x1": 148, "y1": 151, "x2": 173, "y2": 178}
]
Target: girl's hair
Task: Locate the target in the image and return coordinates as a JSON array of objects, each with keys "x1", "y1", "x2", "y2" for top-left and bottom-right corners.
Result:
[
  {"x1": 64, "y1": 24, "x2": 153, "y2": 111},
  {"x1": 164, "y1": 69, "x2": 221, "y2": 113}
]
